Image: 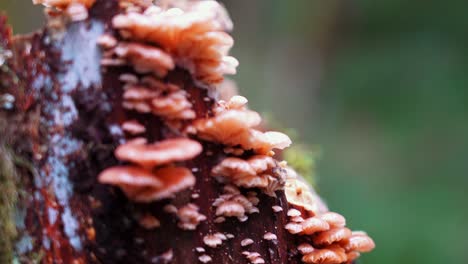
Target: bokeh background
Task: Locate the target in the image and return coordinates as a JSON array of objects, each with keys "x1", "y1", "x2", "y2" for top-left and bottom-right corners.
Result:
[{"x1": 2, "y1": 1, "x2": 468, "y2": 263}]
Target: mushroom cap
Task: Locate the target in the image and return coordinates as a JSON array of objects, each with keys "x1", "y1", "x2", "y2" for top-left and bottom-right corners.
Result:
[
  {"x1": 301, "y1": 245, "x2": 347, "y2": 264},
  {"x1": 284, "y1": 177, "x2": 319, "y2": 215},
  {"x1": 114, "y1": 42, "x2": 175, "y2": 77},
  {"x1": 342, "y1": 232, "x2": 376, "y2": 253},
  {"x1": 115, "y1": 138, "x2": 203, "y2": 167},
  {"x1": 319, "y1": 212, "x2": 346, "y2": 228},
  {"x1": 212, "y1": 157, "x2": 256, "y2": 179},
  {"x1": 98, "y1": 166, "x2": 163, "y2": 188},
  {"x1": 194, "y1": 109, "x2": 261, "y2": 143},
  {"x1": 134, "y1": 167, "x2": 196, "y2": 202},
  {"x1": 313, "y1": 227, "x2": 352, "y2": 246},
  {"x1": 300, "y1": 217, "x2": 330, "y2": 235}
]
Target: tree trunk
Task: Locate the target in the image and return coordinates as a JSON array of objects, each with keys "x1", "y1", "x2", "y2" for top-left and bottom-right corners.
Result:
[
  {"x1": 0, "y1": 1, "x2": 304, "y2": 263},
  {"x1": 0, "y1": 1, "x2": 373, "y2": 263}
]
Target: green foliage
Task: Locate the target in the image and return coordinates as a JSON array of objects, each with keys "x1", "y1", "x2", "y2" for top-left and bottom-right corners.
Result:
[{"x1": 284, "y1": 145, "x2": 319, "y2": 188}]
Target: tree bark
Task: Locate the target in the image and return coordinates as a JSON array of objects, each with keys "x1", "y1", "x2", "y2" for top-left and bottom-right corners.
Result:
[{"x1": 0, "y1": 1, "x2": 306, "y2": 263}]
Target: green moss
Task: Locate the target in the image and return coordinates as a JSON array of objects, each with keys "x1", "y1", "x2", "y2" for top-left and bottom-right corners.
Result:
[
  {"x1": 0, "y1": 144, "x2": 18, "y2": 264},
  {"x1": 284, "y1": 144, "x2": 320, "y2": 187}
]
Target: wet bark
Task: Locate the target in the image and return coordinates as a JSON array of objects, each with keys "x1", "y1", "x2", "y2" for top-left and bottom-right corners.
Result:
[{"x1": 0, "y1": 1, "x2": 312, "y2": 263}]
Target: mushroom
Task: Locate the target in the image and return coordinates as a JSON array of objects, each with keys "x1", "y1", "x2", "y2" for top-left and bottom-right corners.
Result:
[
  {"x1": 341, "y1": 231, "x2": 375, "y2": 253},
  {"x1": 312, "y1": 227, "x2": 352, "y2": 246},
  {"x1": 122, "y1": 120, "x2": 146, "y2": 135},
  {"x1": 176, "y1": 203, "x2": 207, "y2": 230},
  {"x1": 115, "y1": 138, "x2": 202, "y2": 168},
  {"x1": 301, "y1": 245, "x2": 347, "y2": 264},
  {"x1": 99, "y1": 166, "x2": 196, "y2": 202},
  {"x1": 211, "y1": 155, "x2": 286, "y2": 196},
  {"x1": 203, "y1": 233, "x2": 226, "y2": 248},
  {"x1": 112, "y1": 1, "x2": 237, "y2": 84},
  {"x1": 113, "y1": 42, "x2": 175, "y2": 77},
  {"x1": 193, "y1": 107, "x2": 290, "y2": 154}
]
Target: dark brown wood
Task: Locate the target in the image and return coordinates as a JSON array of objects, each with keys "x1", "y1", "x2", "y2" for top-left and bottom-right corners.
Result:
[{"x1": 0, "y1": 1, "x2": 310, "y2": 263}]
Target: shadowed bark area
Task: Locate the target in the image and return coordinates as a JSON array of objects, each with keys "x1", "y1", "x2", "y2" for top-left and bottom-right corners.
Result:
[{"x1": 0, "y1": 1, "x2": 313, "y2": 263}]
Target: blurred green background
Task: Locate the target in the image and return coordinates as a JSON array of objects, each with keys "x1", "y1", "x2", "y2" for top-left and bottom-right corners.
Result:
[{"x1": 2, "y1": 0, "x2": 468, "y2": 263}]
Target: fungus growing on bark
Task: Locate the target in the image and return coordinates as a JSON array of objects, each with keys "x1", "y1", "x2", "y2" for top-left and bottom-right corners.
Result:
[
  {"x1": 99, "y1": 166, "x2": 196, "y2": 202},
  {"x1": 176, "y1": 203, "x2": 207, "y2": 230},
  {"x1": 112, "y1": 0, "x2": 237, "y2": 84},
  {"x1": 115, "y1": 138, "x2": 202, "y2": 168},
  {"x1": 301, "y1": 245, "x2": 347, "y2": 264},
  {"x1": 122, "y1": 120, "x2": 146, "y2": 135},
  {"x1": 242, "y1": 251, "x2": 265, "y2": 264},
  {"x1": 4, "y1": 0, "x2": 375, "y2": 262},
  {"x1": 121, "y1": 80, "x2": 196, "y2": 120},
  {"x1": 193, "y1": 99, "x2": 291, "y2": 154},
  {"x1": 198, "y1": 254, "x2": 212, "y2": 263},
  {"x1": 211, "y1": 155, "x2": 286, "y2": 196},
  {"x1": 203, "y1": 233, "x2": 226, "y2": 248},
  {"x1": 113, "y1": 42, "x2": 175, "y2": 77},
  {"x1": 241, "y1": 238, "x2": 254, "y2": 247},
  {"x1": 263, "y1": 232, "x2": 277, "y2": 241},
  {"x1": 342, "y1": 231, "x2": 375, "y2": 253},
  {"x1": 313, "y1": 227, "x2": 352, "y2": 246},
  {"x1": 138, "y1": 214, "x2": 161, "y2": 229},
  {"x1": 212, "y1": 185, "x2": 259, "y2": 222}
]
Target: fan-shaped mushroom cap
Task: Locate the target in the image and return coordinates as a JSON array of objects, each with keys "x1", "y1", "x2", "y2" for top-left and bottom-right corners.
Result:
[
  {"x1": 301, "y1": 245, "x2": 347, "y2": 264},
  {"x1": 212, "y1": 157, "x2": 256, "y2": 180},
  {"x1": 122, "y1": 120, "x2": 146, "y2": 135},
  {"x1": 99, "y1": 166, "x2": 163, "y2": 188},
  {"x1": 115, "y1": 138, "x2": 202, "y2": 167},
  {"x1": 114, "y1": 42, "x2": 175, "y2": 77},
  {"x1": 342, "y1": 232, "x2": 375, "y2": 253},
  {"x1": 176, "y1": 203, "x2": 207, "y2": 230},
  {"x1": 284, "y1": 177, "x2": 320, "y2": 216},
  {"x1": 136, "y1": 166, "x2": 196, "y2": 201},
  {"x1": 193, "y1": 108, "x2": 290, "y2": 154},
  {"x1": 212, "y1": 155, "x2": 284, "y2": 194},
  {"x1": 194, "y1": 109, "x2": 261, "y2": 143},
  {"x1": 300, "y1": 217, "x2": 330, "y2": 235},
  {"x1": 313, "y1": 227, "x2": 352, "y2": 246},
  {"x1": 319, "y1": 212, "x2": 346, "y2": 228},
  {"x1": 99, "y1": 166, "x2": 195, "y2": 202}
]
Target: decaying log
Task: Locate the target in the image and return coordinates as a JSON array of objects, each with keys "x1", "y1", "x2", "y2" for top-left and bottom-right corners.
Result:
[{"x1": 0, "y1": 1, "x2": 373, "y2": 263}]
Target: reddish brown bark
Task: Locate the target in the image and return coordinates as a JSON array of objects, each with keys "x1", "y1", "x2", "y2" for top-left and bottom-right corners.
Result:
[{"x1": 0, "y1": 1, "x2": 309, "y2": 263}]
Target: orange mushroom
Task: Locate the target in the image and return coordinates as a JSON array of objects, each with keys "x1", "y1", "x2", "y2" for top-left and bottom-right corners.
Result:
[{"x1": 115, "y1": 138, "x2": 202, "y2": 168}]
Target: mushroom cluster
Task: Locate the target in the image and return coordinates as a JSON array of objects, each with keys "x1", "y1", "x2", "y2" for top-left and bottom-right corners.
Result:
[
  {"x1": 98, "y1": 138, "x2": 202, "y2": 202},
  {"x1": 93, "y1": 0, "x2": 375, "y2": 262},
  {"x1": 120, "y1": 76, "x2": 196, "y2": 121},
  {"x1": 212, "y1": 185, "x2": 259, "y2": 223},
  {"x1": 284, "y1": 172, "x2": 375, "y2": 264},
  {"x1": 111, "y1": 0, "x2": 238, "y2": 84},
  {"x1": 211, "y1": 155, "x2": 286, "y2": 197},
  {"x1": 194, "y1": 96, "x2": 291, "y2": 155}
]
